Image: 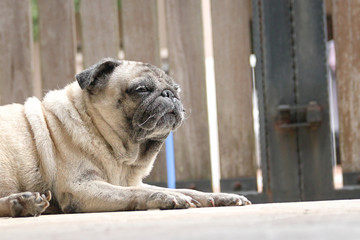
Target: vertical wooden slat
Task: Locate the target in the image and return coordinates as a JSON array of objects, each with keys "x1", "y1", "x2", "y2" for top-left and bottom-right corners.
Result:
[
  {"x1": 165, "y1": 0, "x2": 211, "y2": 182},
  {"x1": 121, "y1": 0, "x2": 160, "y2": 64},
  {"x1": 211, "y1": 0, "x2": 256, "y2": 179},
  {"x1": 121, "y1": 0, "x2": 166, "y2": 183},
  {"x1": 38, "y1": 0, "x2": 76, "y2": 92},
  {"x1": 333, "y1": 0, "x2": 360, "y2": 173},
  {"x1": 0, "y1": 0, "x2": 33, "y2": 104},
  {"x1": 80, "y1": 0, "x2": 119, "y2": 67}
]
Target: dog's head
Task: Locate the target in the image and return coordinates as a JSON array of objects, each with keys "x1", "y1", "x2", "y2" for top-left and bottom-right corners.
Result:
[{"x1": 76, "y1": 58, "x2": 184, "y2": 141}]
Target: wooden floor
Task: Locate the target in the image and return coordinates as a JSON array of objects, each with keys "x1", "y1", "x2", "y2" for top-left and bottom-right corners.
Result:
[{"x1": 1, "y1": 199, "x2": 359, "y2": 240}]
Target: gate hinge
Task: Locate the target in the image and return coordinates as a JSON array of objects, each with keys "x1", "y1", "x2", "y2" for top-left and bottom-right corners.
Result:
[{"x1": 278, "y1": 101, "x2": 322, "y2": 129}]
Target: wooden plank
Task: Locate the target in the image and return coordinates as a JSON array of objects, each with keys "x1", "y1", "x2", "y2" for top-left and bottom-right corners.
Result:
[
  {"x1": 121, "y1": 0, "x2": 166, "y2": 183},
  {"x1": 333, "y1": 0, "x2": 360, "y2": 173},
  {"x1": 211, "y1": 0, "x2": 256, "y2": 179},
  {"x1": 38, "y1": 0, "x2": 76, "y2": 92},
  {"x1": 80, "y1": 0, "x2": 119, "y2": 68},
  {"x1": 165, "y1": 0, "x2": 211, "y2": 182},
  {"x1": 121, "y1": 0, "x2": 160, "y2": 64},
  {"x1": 0, "y1": 0, "x2": 33, "y2": 104}
]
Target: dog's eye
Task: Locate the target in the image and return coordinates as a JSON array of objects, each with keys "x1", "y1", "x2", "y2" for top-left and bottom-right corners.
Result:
[{"x1": 135, "y1": 86, "x2": 148, "y2": 92}]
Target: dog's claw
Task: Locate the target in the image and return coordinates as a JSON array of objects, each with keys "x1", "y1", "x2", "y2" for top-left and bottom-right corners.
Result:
[
  {"x1": 192, "y1": 199, "x2": 201, "y2": 208},
  {"x1": 238, "y1": 195, "x2": 251, "y2": 206},
  {"x1": 44, "y1": 190, "x2": 52, "y2": 202},
  {"x1": 8, "y1": 192, "x2": 51, "y2": 217}
]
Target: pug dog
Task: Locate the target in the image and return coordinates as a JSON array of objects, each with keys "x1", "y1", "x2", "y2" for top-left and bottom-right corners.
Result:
[{"x1": 0, "y1": 58, "x2": 251, "y2": 217}]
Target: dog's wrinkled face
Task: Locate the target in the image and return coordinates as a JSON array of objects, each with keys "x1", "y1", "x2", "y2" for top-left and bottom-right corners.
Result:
[{"x1": 76, "y1": 58, "x2": 184, "y2": 142}]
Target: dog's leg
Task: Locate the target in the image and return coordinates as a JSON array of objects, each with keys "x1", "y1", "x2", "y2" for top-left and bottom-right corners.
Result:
[
  {"x1": 57, "y1": 181, "x2": 199, "y2": 213},
  {"x1": 137, "y1": 143, "x2": 251, "y2": 207},
  {"x1": 0, "y1": 191, "x2": 51, "y2": 217},
  {"x1": 173, "y1": 189, "x2": 251, "y2": 206},
  {"x1": 141, "y1": 184, "x2": 251, "y2": 207}
]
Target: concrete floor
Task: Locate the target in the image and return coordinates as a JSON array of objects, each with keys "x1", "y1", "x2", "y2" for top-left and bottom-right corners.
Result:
[{"x1": 0, "y1": 199, "x2": 359, "y2": 240}]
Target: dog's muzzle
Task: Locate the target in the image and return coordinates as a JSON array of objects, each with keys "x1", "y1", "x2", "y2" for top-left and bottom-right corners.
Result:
[{"x1": 135, "y1": 93, "x2": 184, "y2": 132}]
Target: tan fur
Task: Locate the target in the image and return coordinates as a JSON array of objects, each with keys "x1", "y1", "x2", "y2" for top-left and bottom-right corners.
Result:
[{"x1": 0, "y1": 59, "x2": 250, "y2": 217}]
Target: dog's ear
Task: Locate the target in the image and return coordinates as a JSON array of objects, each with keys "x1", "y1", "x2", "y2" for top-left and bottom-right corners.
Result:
[{"x1": 76, "y1": 58, "x2": 120, "y2": 92}]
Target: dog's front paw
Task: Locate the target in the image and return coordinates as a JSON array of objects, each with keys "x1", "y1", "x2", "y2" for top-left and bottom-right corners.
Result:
[
  {"x1": 182, "y1": 191, "x2": 251, "y2": 207},
  {"x1": 145, "y1": 191, "x2": 199, "y2": 210},
  {"x1": 207, "y1": 193, "x2": 251, "y2": 207},
  {"x1": 8, "y1": 191, "x2": 51, "y2": 217}
]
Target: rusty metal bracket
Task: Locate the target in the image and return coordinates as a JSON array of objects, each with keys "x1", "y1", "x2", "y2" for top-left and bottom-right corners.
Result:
[{"x1": 278, "y1": 101, "x2": 322, "y2": 129}]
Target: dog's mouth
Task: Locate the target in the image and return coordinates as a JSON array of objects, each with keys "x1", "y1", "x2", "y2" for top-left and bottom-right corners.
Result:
[
  {"x1": 138, "y1": 104, "x2": 182, "y2": 130},
  {"x1": 134, "y1": 97, "x2": 184, "y2": 135}
]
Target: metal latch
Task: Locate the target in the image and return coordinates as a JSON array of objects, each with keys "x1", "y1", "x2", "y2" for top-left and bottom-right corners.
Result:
[{"x1": 278, "y1": 101, "x2": 322, "y2": 129}]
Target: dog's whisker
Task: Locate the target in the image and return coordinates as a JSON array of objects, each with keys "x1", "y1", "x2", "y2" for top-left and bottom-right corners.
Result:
[{"x1": 138, "y1": 113, "x2": 157, "y2": 127}]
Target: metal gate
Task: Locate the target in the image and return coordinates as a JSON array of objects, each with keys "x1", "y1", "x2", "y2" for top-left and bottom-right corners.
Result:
[{"x1": 247, "y1": 0, "x2": 360, "y2": 203}]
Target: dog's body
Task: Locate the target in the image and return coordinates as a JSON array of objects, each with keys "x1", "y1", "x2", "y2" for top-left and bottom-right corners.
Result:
[{"x1": 0, "y1": 59, "x2": 250, "y2": 217}]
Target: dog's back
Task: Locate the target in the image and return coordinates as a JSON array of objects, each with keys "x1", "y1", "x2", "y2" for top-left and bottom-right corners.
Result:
[{"x1": 0, "y1": 103, "x2": 47, "y2": 198}]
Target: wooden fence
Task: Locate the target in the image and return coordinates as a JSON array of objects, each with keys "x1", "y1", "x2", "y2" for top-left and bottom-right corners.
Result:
[
  {"x1": 0, "y1": 0, "x2": 360, "y2": 194},
  {"x1": 0, "y1": 0, "x2": 256, "y2": 192}
]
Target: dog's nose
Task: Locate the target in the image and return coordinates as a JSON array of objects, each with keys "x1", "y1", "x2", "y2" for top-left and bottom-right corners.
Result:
[{"x1": 161, "y1": 89, "x2": 174, "y2": 99}]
